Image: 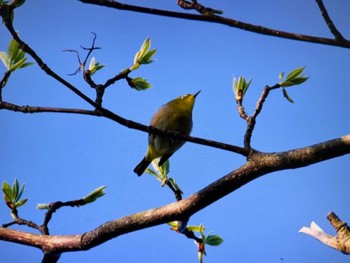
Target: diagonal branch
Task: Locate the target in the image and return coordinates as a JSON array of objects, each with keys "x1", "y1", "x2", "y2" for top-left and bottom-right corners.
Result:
[
  {"x1": 79, "y1": 0, "x2": 350, "y2": 48},
  {"x1": 1, "y1": 134, "x2": 349, "y2": 255},
  {"x1": 315, "y1": 0, "x2": 346, "y2": 42}
]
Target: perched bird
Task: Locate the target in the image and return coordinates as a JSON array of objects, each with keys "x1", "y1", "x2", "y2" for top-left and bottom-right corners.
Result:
[{"x1": 134, "y1": 91, "x2": 200, "y2": 176}]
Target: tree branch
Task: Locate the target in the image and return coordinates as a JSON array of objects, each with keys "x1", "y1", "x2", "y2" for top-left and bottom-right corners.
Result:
[
  {"x1": 1, "y1": 134, "x2": 349, "y2": 255},
  {"x1": 79, "y1": 0, "x2": 350, "y2": 49},
  {"x1": 0, "y1": 100, "x2": 248, "y2": 155},
  {"x1": 0, "y1": 101, "x2": 99, "y2": 116},
  {"x1": 315, "y1": 0, "x2": 346, "y2": 42},
  {"x1": 299, "y1": 211, "x2": 350, "y2": 254}
]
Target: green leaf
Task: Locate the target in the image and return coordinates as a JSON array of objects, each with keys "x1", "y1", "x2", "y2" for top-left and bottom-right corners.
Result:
[
  {"x1": 233, "y1": 76, "x2": 252, "y2": 101},
  {"x1": 2, "y1": 179, "x2": 27, "y2": 208},
  {"x1": 285, "y1": 66, "x2": 305, "y2": 81},
  {"x1": 89, "y1": 56, "x2": 96, "y2": 70},
  {"x1": 131, "y1": 38, "x2": 156, "y2": 70},
  {"x1": 128, "y1": 77, "x2": 152, "y2": 91},
  {"x1": 82, "y1": 186, "x2": 106, "y2": 204},
  {"x1": 20, "y1": 62, "x2": 34, "y2": 68},
  {"x1": 13, "y1": 179, "x2": 20, "y2": 202},
  {"x1": 145, "y1": 167, "x2": 158, "y2": 176},
  {"x1": 88, "y1": 57, "x2": 104, "y2": 75},
  {"x1": 17, "y1": 182, "x2": 26, "y2": 202},
  {"x1": 138, "y1": 37, "x2": 151, "y2": 60},
  {"x1": 9, "y1": 56, "x2": 26, "y2": 72},
  {"x1": 282, "y1": 88, "x2": 294, "y2": 103},
  {"x1": 290, "y1": 77, "x2": 308, "y2": 85},
  {"x1": 2, "y1": 181, "x2": 13, "y2": 202},
  {"x1": 14, "y1": 198, "x2": 27, "y2": 208},
  {"x1": 0, "y1": 51, "x2": 9, "y2": 69},
  {"x1": 139, "y1": 48, "x2": 156, "y2": 65},
  {"x1": 280, "y1": 66, "x2": 308, "y2": 88},
  {"x1": 187, "y1": 225, "x2": 203, "y2": 232},
  {"x1": 204, "y1": 234, "x2": 224, "y2": 246},
  {"x1": 8, "y1": 38, "x2": 19, "y2": 62}
]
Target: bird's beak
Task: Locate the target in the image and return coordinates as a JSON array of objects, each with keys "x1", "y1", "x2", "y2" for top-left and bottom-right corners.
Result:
[{"x1": 194, "y1": 90, "x2": 201, "y2": 98}]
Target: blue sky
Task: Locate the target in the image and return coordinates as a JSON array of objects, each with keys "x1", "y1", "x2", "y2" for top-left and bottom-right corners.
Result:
[{"x1": 1, "y1": 1, "x2": 350, "y2": 262}]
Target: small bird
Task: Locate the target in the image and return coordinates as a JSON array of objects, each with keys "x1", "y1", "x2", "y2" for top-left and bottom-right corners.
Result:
[{"x1": 134, "y1": 91, "x2": 200, "y2": 176}]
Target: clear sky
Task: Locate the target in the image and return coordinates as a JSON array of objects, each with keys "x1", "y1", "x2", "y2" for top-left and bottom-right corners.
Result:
[{"x1": 1, "y1": 1, "x2": 350, "y2": 262}]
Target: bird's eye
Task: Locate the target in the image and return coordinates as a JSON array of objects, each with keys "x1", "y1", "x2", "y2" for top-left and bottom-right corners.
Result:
[{"x1": 180, "y1": 95, "x2": 188, "y2": 100}]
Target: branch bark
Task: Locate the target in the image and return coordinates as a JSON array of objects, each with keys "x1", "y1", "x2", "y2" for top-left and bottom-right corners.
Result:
[
  {"x1": 79, "y1": 0, "x2": 350, "y2": 49},
  {"x1": 1, "y1": 134, "x2": 349, "y2": 255},
  {"x1": 299, "y1": 212, "x2": 350, "y2": 254}
]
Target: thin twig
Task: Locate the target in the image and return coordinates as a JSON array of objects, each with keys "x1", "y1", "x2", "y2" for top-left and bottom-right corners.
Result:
[
  {"x1": 0, "y1": 101, "x2": 100, "y2": 116},
  {"x1": 315, "y1": 0, "x2": 346, "y2": 42}
]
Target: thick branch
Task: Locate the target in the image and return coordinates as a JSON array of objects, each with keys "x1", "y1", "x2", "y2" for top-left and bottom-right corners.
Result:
[
  {"x1": 1, "y1": 134, "x2": 349, "y2": 254},
  {"x1": 79, "y1": 0, "x2": 350, "y2": 48}
]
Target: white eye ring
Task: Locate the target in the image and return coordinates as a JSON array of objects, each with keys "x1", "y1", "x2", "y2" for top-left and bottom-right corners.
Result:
[{"x1": 180, "y1": 95, "x2": 188, "y2": 100}]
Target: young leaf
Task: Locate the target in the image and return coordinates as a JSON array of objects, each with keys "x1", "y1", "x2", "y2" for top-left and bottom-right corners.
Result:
[
  {"x1": 130, "y1": 37, "x2": 156, "y2": 70},
  {"x1": 0, "y1": 51, "x2": 9, "y2": 69},
  {"x1": 9, "y1": 57, "x2": 27, "y2": 72},
  {"x1": 88, "y1": 57, "x2": 105, "y2": 75},
  {"x1": 233, "y1": 76, "x2": 252, "y2": 101},
  {"x1": 279, "y1": 66, "x2": 308, "y2": 88},
  {"x1": 187, "y1": 225, "x2": 204, "y2": 232},
  {"x1": 14, "y1": 198, "x2": 28, "y2": 208},
  {"x1": 282, "y1": 88, "x2": 294, "y2": 103},
  {"x1": 204, "y1": 234, "x2": 224, "y2": 246},
  {"x1": 128, "y1": 77, "x2": 152, "y2": 91},
  {"x1": 37, "y1": 203, "x2": 50, "y2": 210},
  {"x1": 82, "y1": 186, "x2": 106, "y2": 204},
  {"x1": 2, "y1": 181, "x2": 13, "y2": 202},
  {"x1": 285, "y1": 66, "x2": 305, "y2": 81}
]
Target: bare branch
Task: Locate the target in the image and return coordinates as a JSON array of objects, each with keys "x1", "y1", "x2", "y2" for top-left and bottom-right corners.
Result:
[
  {"x1": 79, "y1": 0, "x2": 350, "y2": 48},
  {"x1": 299, "y1": 211, "x2": 350, "y2": 254},
  {"x1": 315, "y1": 0, "x2": 346, "y2": 42},
  {"x1": 0, "y1": 101, "x2": 99, "y2": 116},
  {"x1": 0, "y1": 100, "x2": 248, "y2": 155}
]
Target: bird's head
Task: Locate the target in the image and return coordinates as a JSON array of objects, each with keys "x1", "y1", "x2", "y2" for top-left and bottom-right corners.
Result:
[{"x1": 171, "y1": 90, "x2": 201, "y2": 111}]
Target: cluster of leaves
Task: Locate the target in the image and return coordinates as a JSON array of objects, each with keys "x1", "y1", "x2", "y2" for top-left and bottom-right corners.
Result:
[
  {"x1": 86, "y1": 37, "x2": 156, "y2": 91},
  {"x1": 233, "y1": 66, "x2": 308, "y2": 103},
  {"x1": 2, "y1": 179, "x2": 27, "y2": 218},
  {"x1": 127, "y1": 37, "x2": 156, "y2": 90},
  {"x1": 88, "y1": 56, "x2": 104, "y2": 76},
  {"x1": 233, "y1": 76, "x2": 252, "y2": 103},
  {"x1": 168, "y1": 221, "x2": 224, "y2": 263},
  {"x1": 0, "y1": 36, "x2": 33, "y2": 88},
  {"x1": 279, "y1": 66, "x2": 309, "y2": 103},
  {"x1": 0, "y1": 37, "x2": 32, "y2": 72}
]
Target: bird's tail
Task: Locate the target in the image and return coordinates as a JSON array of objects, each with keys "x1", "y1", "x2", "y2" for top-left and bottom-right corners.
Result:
[{"x1": 133, "y1": 157, "x2": 151, "y2": 176}]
